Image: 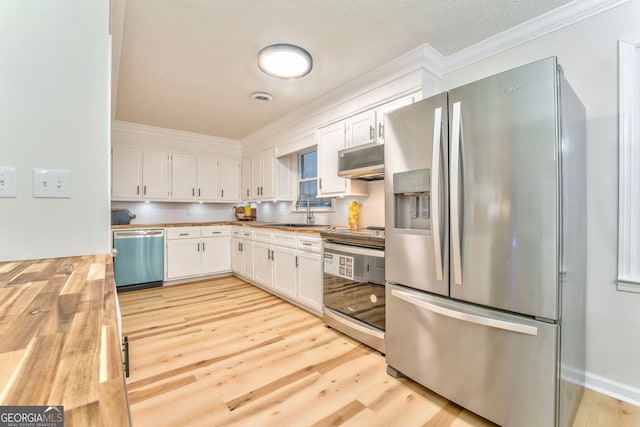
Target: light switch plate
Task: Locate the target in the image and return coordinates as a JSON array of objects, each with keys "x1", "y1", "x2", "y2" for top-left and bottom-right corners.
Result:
[
  {"x1": 0, "y1": 167, "x2": 17, "y2": 198},
  {"x1": 33, "y1": 169, "x2": 72, "y2": 198}
]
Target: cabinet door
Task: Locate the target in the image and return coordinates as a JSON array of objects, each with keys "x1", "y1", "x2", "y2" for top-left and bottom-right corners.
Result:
[
  {"x1": 251, "y1": 153, "x2": 262, "y2": 199},
  {"x1": 317, "y1": 122, "x2": 347, "y2": 195},
  {"x1": 171, "y1": 153, "x2": 197, "y2": 201},
  {"x1": 376, "y1": 93, "x2": 420, "y2": 143},
  {"x1": 297, "y1": 251, "x2": 322, "y2": 312},
  {"x1": 253, "y1": 242, "x2": 274, "y2": 288},
  {"x1": 142, "y1": 149, "x2": 170, "y2": 199},
  {"x1": 218, "y1": 158, "x2": 240, "y2": 201},
  {"x1": 166, "y1": 238, "x2": 201, "y2": 279},
  {"x1": 241, "y1": 157, "x2": 252, "y2": 200},
  {"x1": 197, "y1": 156, "x2": 219, "y2": 201},
  {"x1": 260, "y1": 148, "x2": 274, "y2": 199},
  {"x1": 112, "y1": 146, "x2": 142, "y2": 200},
  {"x1": 241, "y1": 240, "x2": 254, "y2": 279},
  {"x1": 346, "y1": 109, "x2": 376, "y2": 147},
  {"x1": 231, "y1": 238, "x2": 243, "y2": 274},
  {"x1": 273, "y1": 246, "x2": 297, "y2": 298},
  {"x1": 202, "y1": 236, "x2": 231, "y2": 274}
]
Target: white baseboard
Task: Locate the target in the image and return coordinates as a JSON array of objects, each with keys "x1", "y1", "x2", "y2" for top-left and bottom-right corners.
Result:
[{"x1": 585, "y1": 371, "x2": 640, "y2": 407}]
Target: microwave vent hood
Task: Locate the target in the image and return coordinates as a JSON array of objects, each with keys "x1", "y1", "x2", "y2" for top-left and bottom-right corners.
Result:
[{"x1": 338, "y1": 142, "x2": 384, "y2": 180}]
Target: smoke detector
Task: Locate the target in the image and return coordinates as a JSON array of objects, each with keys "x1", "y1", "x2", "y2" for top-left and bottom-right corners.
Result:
[{"x1": 251, "y1": 92, "x2": 273, "y2": 103}]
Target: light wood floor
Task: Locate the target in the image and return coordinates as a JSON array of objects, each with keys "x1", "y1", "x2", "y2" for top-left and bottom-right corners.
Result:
[{"x1": 119, "y1": 277, "x2": 639, "y2": 427}]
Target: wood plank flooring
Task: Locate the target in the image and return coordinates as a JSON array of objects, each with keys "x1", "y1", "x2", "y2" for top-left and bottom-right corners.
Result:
[{"x1": 119, "y1": 277, "x2": 640, "y2": 427}]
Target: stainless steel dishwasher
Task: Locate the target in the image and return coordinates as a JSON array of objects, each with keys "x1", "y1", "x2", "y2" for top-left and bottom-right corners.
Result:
[{"x1": 113, "y1": 229, "x2": 164, "y2": 290}]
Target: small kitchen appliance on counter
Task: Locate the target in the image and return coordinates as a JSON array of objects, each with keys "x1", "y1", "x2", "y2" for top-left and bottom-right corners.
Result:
[
  {"x1": 321, "y1": 226, "x2": 385, "y2": 353},
  {"x1": 111, "y1": 208, "x2": 136, "y2": 225}
]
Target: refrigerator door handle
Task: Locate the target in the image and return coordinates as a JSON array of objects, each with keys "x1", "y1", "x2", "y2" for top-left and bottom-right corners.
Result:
[
  {"x1": 450, "y1": 101, "x2": 463, "y2": 285},
  {"x1": 391, "y1": 289, "x2": 538, "y2": 336},
  {"x1": 431, "y1": 107, "x2": 444, "y2": 281}
]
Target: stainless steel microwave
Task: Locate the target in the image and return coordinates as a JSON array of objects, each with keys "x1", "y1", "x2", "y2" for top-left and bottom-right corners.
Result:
[{"x1": 337, "y1": 142, "x2": 384, "y2": 180}]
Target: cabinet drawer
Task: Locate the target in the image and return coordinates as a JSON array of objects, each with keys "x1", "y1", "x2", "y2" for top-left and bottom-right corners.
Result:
[
  {"x1": 240, "y1": 228, "x2": 254, "y2": 240},
  {"x1": 297, "y1": 236, "x2": 321, "y2": 253},
  {"x1": 253, "y1": 229, "x2": 273, "y2": 243},
  {"x1": 201, "y1": 226, "x2": 231, "y2": 237},
  {"x1": 273, "y1": 231, "x2": 297, "y2": 248},
  {"x1": 166, "y1": 227, "x2": 201, "y2": 239}
]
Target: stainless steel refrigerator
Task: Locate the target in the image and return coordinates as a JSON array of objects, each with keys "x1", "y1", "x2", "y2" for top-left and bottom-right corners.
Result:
[{"x1": 384, "y1": 57, "x2": 586, "y2": 427}]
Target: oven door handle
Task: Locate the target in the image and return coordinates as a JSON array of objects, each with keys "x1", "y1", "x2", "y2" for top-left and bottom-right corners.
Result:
[{"x1": 323, "y1": 242, "x2": 385, "y2": 258}]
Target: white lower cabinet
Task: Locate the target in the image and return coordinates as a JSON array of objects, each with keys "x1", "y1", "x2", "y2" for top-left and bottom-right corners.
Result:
[
  {"x1": 166, "y1": 226, "x2": 231, "y2": 280},
  {"x1": 297, "y1": 251, "x2": 322, "y2": 312},
  {"x1": 232, "y1": 228, "x2": 322, "y2": 315},
  {"x1": 254, "y1": 242, "x2": 274, "y2": 288},
  {"x1": 273, "y1": 246, "x2": 298, "y2": 298}
]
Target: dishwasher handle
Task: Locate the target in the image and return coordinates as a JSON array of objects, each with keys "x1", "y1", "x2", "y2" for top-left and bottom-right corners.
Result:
[{"x1": 114, "y1": 229, "x2": 164, "y2": 238}]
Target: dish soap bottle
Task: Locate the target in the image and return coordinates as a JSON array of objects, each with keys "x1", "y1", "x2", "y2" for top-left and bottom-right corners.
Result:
[{"x1": 244, "y1": 203, "x2": 252, "y2": 218}]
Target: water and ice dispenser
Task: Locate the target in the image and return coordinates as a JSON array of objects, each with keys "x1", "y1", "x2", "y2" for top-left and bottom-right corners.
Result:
[{"x1": 393, "y1": 169, "x2": 431, "y2": 232}]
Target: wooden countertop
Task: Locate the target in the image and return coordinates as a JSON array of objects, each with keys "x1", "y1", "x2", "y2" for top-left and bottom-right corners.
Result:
[
  {"x1": 0, "y1": 255, "x2": 130, "y2": 426},
  {"x1": 113, "y1": 221, "x2": 330, "y2": 235}
]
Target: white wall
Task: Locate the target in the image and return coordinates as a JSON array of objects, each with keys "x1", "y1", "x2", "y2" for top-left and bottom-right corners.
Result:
[
  {"x1": 441, "y1": 0, "x2": 640, "y2": 403},
  {"x1": 0, "y1": 1, "x2": 111, "y2": 261}
]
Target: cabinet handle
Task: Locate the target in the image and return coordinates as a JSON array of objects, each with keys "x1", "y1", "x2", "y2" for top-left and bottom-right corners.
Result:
[
  {"x1": 302, "y1": 242, "x2": 312, "y2": 246},
  {"x1": 267, "y1": 249, "x2": 271, "y2": 261},
  {"x1": 295, "y1": 255, "x2": 299, "y2": 268},
  {"x1": 244, "y1": 233, "x2": 250, "y2": 237},
  {"x1": 246, "y1": 188, "x2": 250, "y2": 197},
  {"x1": 202, "y1": 242, "x2": 205, "y2": 251},
  {"x1": 319, "y1": 178, "x2": 322, "y2": 189},
  {"x1": 272, "y1": 250, "x2": 275, "y2": 261},
  {"x1": 198, "y1": 188, "x2": 201, "y2": 197},
  {"x1": 221, "y1": 189, "x2": 224, "y2": 198},
  {"x1": 192, "y1": 188, "x2": 195, "y2": 197},
  {"x1": 136, "y1": 185, "x2": 140, "y2": 195},
  {"x1": 239, "y1": 242, "x2": 243, "y2": 252},
  {"x1": 179, "y1": 233, "x2": 189, "y2": 236},
  {"x1": 197, "y1": 242, "x2": 200, "y2": 252},
  {"x1": 378, "y1": 123, "x2": 384, "y2": 138},
  {"x1": 143, "y1": 185, "x2": 147, "y2": 195},
  {"x1": 370, "y1": 125, "x2": 374, "y2": 140},
  {"x1": 211, "y1": 231, "x2": 221, "y2": 235}
]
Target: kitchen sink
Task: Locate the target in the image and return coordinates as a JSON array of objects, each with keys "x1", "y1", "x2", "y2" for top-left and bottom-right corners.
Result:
[{"x1": 264, "y1": 223, "x2": 329, "y2": 228}]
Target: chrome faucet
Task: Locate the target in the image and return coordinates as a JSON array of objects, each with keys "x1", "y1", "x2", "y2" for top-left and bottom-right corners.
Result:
[{"x1": 296, "y1": 192, "x2": 314, "y2": 224}]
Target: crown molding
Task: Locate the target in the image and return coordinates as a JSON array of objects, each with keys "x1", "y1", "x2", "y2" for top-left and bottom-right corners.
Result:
[
  {"x1": 443, "y1": 0, "x2": 632, "y2": 72},
  {"x1": 242, "y1": 44, "x2": 439, "y2": 147},
  {"x1": 112, "y1": 120, "x2": 241, "y2": 155}
]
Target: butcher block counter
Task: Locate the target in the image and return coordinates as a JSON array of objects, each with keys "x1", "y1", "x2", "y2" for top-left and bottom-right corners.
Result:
[{"x1": 0, "y1": 254, "x2": 130, "y2": 426}]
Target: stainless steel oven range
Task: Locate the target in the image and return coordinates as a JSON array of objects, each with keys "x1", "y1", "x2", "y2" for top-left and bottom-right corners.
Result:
[{"x1": 321, "y1": 227, "x2": 385, "y2": 353}]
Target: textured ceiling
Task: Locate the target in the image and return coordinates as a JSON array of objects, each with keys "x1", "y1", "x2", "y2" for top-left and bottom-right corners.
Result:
[{"x1": 114, "y1": 0, "x2": 573, "y2": 140}]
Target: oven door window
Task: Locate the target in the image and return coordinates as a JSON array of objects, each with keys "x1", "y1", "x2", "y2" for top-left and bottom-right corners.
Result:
[{"x1": 323, "y1": 247, "x2": 385, "y2": 331}]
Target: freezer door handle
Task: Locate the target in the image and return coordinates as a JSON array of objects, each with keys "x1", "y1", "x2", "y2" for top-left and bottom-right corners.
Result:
[
  {"x1": 391, "y1": 289, "x2": 538, "y2": 336},
  {"x1": 450, "y1": 101, "x2": 463, "y2": 285},
  {"x1": 431, "y1": 106, "x2": 444, "y2": 281}
]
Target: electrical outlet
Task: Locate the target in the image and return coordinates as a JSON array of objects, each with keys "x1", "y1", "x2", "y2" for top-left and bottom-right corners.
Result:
[
  {"x1": 33, "y1": 169, "x2": 72, "y2": 198},
  {"x1": 0, "y1": 167, "x2": 17, "y2": 197}
]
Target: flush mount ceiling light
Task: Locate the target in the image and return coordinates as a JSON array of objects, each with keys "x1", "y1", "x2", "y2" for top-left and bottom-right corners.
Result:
[{"x1": 257, "y1": 43, "x2": 312, "y2": 79}]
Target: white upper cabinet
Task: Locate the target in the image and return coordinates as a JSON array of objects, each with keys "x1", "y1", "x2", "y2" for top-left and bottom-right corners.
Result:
[
  {"x1": 346, "y1": 109, "x2": 377, "y2": 147},
  {"x1": 317, "y1": 122, "x2": 368, "y2": 198},
  {"x1": 112, "y1": 146, "x2": 169, "y2": 201},
  {"x1": 142, "y1": 149, "x2": 171, "y2": 199},
  {"x1": 171, "y1": 153, "x2": 198, "y2": 201},
  {"x1": 112, "y1": 144, "x2": 240, "y2": 203},
  {"x1": 241, "y1": 157, "x2": 252, "y2": 200},
  {"x1": 112, "y1": 146, "x2": 142, "y2": 200},
  {"x1": 218, "y1": 158, "x2": 240, "y2": 201},
  {"x1": 251, "y1": 147, "x2": 274, "y2": 200},
  {"x1": 375, "y1": 92, "x2": 422, "y2": 143},
  {"x1": 196, "y1": 156, "x2": 220, "y2": 201}
]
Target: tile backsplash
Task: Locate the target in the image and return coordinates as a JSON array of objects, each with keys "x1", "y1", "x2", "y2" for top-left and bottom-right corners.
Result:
[{"x1": 112, "y1": 180, "x2": 385, "y2": 227}]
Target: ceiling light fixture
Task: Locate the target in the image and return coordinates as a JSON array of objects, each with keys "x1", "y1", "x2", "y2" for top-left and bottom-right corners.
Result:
[{"x1": 257, "y1": 43, "x2": 312, "y2": 79}]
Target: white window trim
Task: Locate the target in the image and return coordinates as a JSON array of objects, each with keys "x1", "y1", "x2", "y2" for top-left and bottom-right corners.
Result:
[
  {"x1": 617, "y1": 33, "x2": 640, "y2": 293},
  {"x1": 291, "y1": 148, "x2": 334, "y2": 213}
]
